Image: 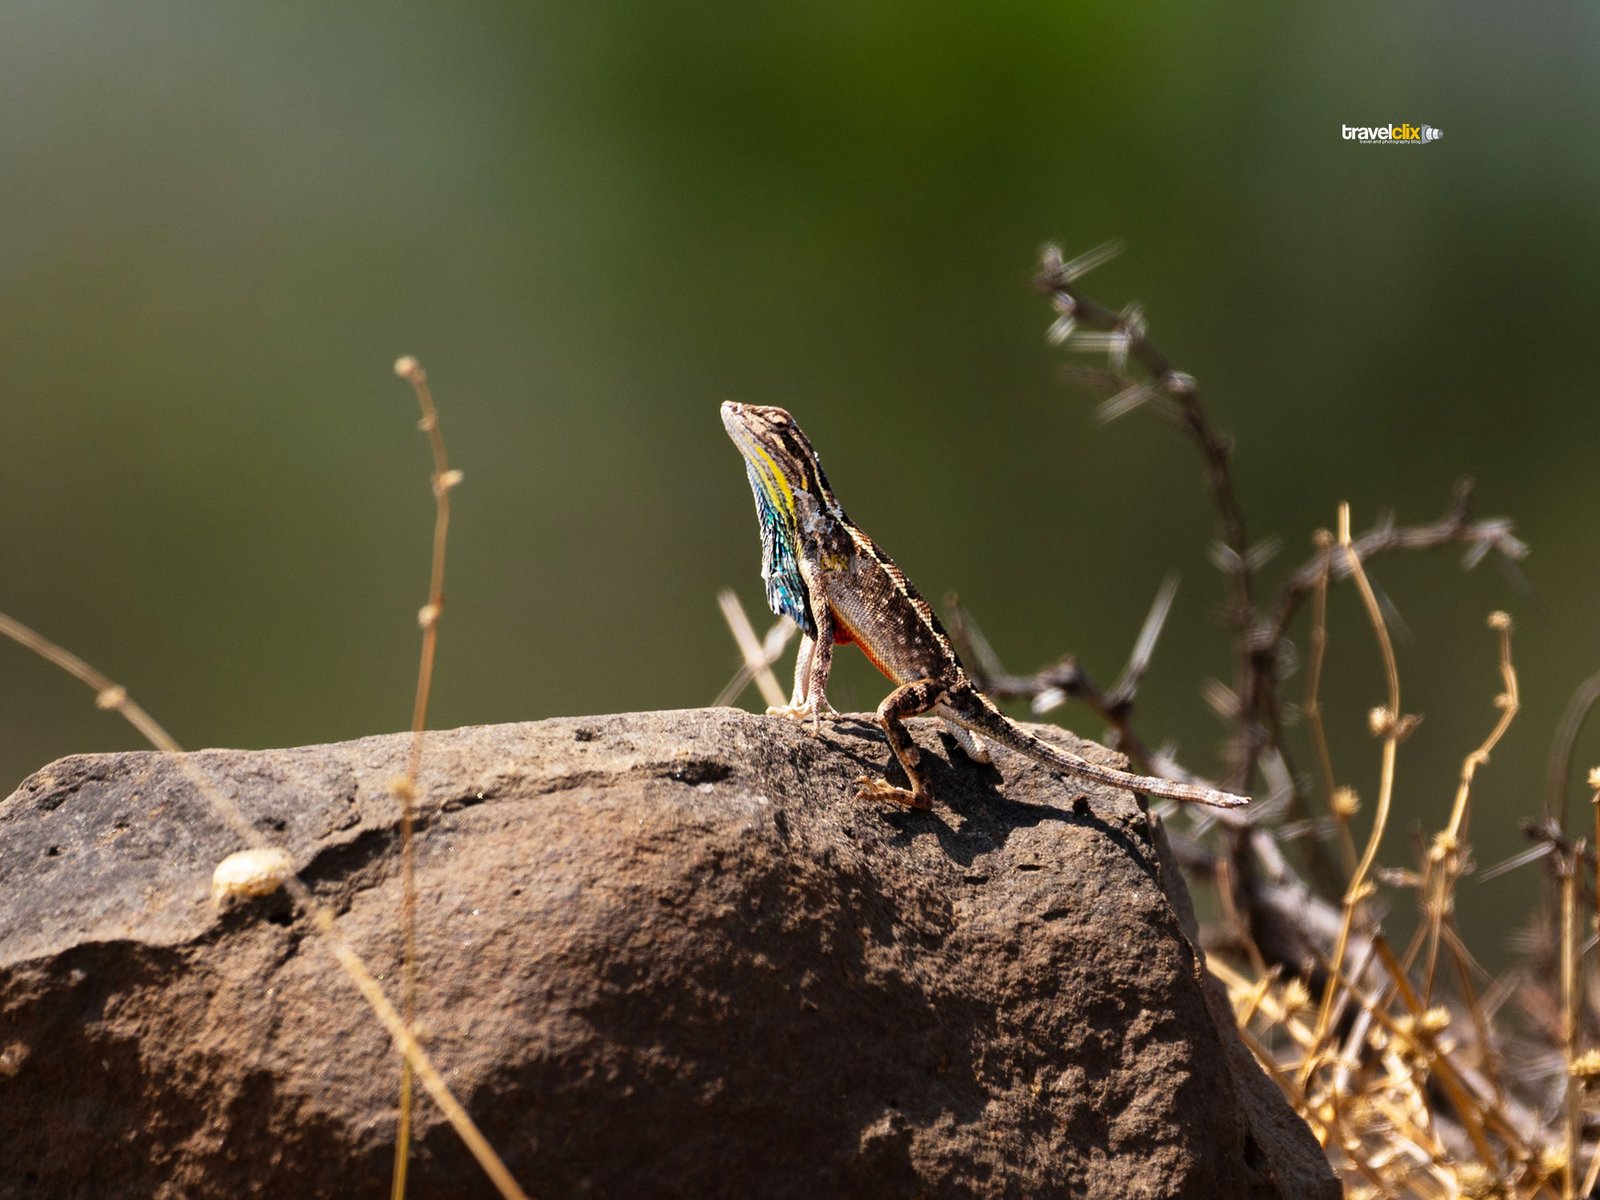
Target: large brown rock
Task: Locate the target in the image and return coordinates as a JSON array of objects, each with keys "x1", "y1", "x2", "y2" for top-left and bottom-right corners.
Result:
[{"x1": 0, "y1": 708, "x2": 1336, "y2": 1199}]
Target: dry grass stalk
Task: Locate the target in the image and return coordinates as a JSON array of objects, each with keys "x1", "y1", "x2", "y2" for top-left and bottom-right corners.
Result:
[
  {"x1": 0, "y1": 358, "x2": 525, "y2": 1199},
  {"x1": 1304, "y1": 503, "x2": 1406, "y2": 1085},
  {"x1": 1303, "y1": 527, "x2": 1357, "y2": 876},
  {"x1": 0, "y1": 608, "x2": 528, "y2": 1200},
  {"x1": 714, "y1": 588, "x2": 792, "y2": 709},
  {"x1": 1563, "y1": 848, "x2": 1581, "y2": 1200},
  {"x1": 1208, "y1": 517, "x2": 1574, "y2": 1196},
  {"x1": 389, "y1": 355, "x2": 464, "y2": 1199}
]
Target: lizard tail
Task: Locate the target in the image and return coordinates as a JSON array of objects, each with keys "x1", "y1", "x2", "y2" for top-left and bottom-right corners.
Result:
[{"x1": 948, "y1": 705, "x2": 1250, "y2": 809}]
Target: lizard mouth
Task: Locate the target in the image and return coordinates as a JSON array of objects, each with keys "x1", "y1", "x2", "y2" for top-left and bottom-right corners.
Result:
[
  {"x1": 720, "y1": 401, "x2": 767, "y2": 465},
  {"x1": 719, "y1": 401, "x2": 750, "y2": 445}
]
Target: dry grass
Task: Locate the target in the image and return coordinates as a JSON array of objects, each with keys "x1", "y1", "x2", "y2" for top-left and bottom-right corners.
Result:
[
  {"x1": 388, "y1": 354, "x2": 467, "y2": 1199},
  {"x1": 0, "y1": 358, "x2": 527, "y2": 1199},
  {"x1": 1025, "y1": 244, "x2": 1585, "y2": 1197},
  {"x1": 1213, "y1": 590, "x2": 1561, "y2": 1197}
]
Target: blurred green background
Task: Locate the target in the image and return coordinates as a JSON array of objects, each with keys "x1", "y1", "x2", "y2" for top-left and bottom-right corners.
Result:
[{"x1": 3, "y1": 4, "x2": 1597, "y2": 947}]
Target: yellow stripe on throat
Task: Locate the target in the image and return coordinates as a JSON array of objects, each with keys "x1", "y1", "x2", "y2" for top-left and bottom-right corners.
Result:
[{"x1": 752, "y1": 445, "x2": 797, "y2": 518}]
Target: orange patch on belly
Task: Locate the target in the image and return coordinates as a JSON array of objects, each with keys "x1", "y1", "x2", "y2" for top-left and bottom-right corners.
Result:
[{"x1": 830, "y1": 608, "x2": 896, "y2": 681}]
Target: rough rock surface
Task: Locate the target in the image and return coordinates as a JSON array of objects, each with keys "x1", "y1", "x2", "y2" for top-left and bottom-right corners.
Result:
[{"x1": 0, "y1": 708, "x2": 1336, "y2": 1199}]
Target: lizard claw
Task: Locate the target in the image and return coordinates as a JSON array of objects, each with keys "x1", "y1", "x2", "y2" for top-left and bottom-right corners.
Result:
[{"x1": 853, "y1": 774, "x2": 931, "y2": 811}]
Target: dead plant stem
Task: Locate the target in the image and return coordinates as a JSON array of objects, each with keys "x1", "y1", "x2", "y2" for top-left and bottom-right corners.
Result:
[
  {"x1": 0, "y1": 607, "x2": 527, "y2": 1200},
  {"x1": 389, "y1": 354, "x2": 462, "y2": 1200}
]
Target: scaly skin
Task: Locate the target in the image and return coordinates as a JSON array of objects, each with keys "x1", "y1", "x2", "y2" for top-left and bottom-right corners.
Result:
[{"x1": 721, "y1": 401, "x2": 1249, "y2": 812}]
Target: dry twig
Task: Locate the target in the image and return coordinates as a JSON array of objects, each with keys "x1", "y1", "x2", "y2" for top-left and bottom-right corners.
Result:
[
  {"x1": 0, "y1": 608, "x2": 527, "y2": 1200},
  {"x1": 389, "y1": 355, "x2": 465, "y2": 1199}
]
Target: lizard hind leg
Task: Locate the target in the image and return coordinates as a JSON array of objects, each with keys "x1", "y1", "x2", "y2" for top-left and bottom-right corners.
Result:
[
  {"x1": 940, "y1": 716, "x2": 991, "y2": 765},
  {"x1": 855, "y1": 678, "x2": 945, "y2": 811}
]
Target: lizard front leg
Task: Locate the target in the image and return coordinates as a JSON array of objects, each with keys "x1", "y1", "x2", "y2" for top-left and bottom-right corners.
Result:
[
  {"x1": 768, "y1": 631, "x2": 815, "y2": 714},
  {"x1": 767, "y1": 605, "x2": 838, "y2": 732},
  {"x1": 855, "y1": 678, "x2": 945, "y2": 810}
]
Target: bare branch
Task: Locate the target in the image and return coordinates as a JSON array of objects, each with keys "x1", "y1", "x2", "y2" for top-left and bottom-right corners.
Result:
[{"x1": 1266, "y1": 479, "x2": 1528, "y2": 650}]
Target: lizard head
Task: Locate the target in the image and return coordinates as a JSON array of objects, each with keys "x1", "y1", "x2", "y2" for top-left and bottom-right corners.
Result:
[
  {"x1": 720, "y1": 402, "x2": 841, "y2": 635},
  {"x1": 719, "y1": 402, "x2": 839, "y2": 518}
]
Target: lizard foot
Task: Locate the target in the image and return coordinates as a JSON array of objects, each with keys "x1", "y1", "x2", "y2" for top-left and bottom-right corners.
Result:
[
  {"x1": 767, "y1": 700, "x2": 839, "y2": 734},
  {"x1": 853, "y1": 775, "x2": 932, "y2": 811}
]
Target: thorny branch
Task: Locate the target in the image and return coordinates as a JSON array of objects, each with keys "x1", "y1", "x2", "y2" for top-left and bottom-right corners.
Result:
[
  {"x1": 1034, "y1": 244, "x2": 1529, "y2": 802},
  {"x1": 945, "y1": 579, "x2": 1226, "y2": 799},
  {"x1": 1265, "y1": 477, "x2": 1529, "y2": 651},
  {"x1": 1024, "y1": 244, "x2": 1596, "y2": 1192},
  {"x1": 946, "y1": 601, "x2": 1146, "y2": 756},
  {"x1": 1545, "y1": 668, "x2": 1600, "y2": 834},
  {"x1": 1036, "y1": 244, "x2": 1265, "y2": 787}
]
